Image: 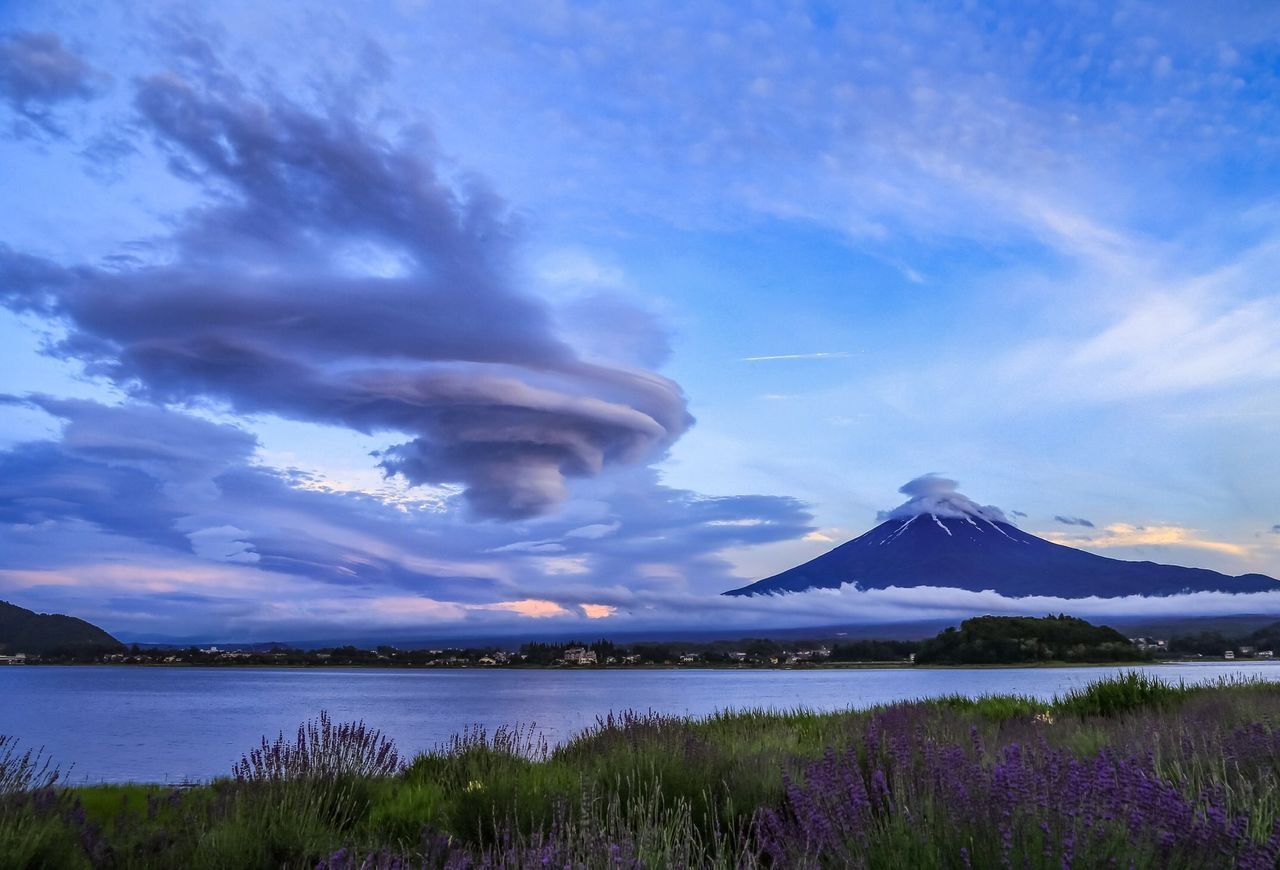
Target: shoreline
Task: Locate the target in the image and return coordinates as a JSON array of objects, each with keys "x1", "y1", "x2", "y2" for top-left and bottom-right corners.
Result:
[{"x1": 6, "y1": 658, "x2": 1262, "y2": 671}]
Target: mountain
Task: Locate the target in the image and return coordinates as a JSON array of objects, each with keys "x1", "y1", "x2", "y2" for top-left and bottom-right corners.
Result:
[
  {"x1": 724, "y1": 477, "x2": 1279, "y2": 599},
  {"x1": 0, "y1": 600, "x2": 124, "y2": 655}
]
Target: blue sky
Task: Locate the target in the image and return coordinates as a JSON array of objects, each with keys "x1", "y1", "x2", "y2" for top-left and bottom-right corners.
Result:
[{"x1": 1, "y1": 1, "x2": 1278, "y2": 640}]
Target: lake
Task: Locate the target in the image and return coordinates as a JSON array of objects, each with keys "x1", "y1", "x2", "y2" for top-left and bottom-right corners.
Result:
[{"x1": 4, "y1": 662, "x2": 1279, "y2": 784}]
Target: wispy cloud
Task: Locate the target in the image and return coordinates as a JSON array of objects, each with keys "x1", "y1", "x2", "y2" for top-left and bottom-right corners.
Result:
[
  {"x1": 0, "y1": 396, "x2": 815, "y2": 636},
  {"x1": 1044, "y1": 524, "x2": 1251, "y2": 559},
  {"x1": 741, "y1": 352, "x2": 853, "y2": 362},
  {"x1": 1054, "y1": 516, "x2": 1095, "y2": 528},
  {"x1": 0, "y1": 31, "x2": 105, "y2": 137}
]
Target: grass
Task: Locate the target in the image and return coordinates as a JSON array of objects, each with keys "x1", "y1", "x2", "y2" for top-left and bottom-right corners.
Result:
[{"x1": 2, "y1": 673, "x2": 1279, "y2": 868}]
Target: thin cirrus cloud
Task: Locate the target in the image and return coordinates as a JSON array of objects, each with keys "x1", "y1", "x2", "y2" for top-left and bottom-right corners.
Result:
[
  {"x1": 0, "y1": 35, "x2": 690, "y2": 521},
  {"x1": 741, "y1": 352, "x2": 853, "y2": 362},
  {"x1": 1054, "y1": 516, "x2": 1096, "y2": 528}
]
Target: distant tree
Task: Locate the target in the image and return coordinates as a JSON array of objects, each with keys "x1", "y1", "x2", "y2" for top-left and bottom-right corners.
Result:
[
  {"x1": 638, "y1": 644, "x2": 671, "y2": 664},
  {"x1": 1167, "y1": 631, "x2": 1231, "y2": 656},
  {"x1": 830, "y1": 640, "x2": 919, "y2": 662},
  {"x1": 1246, "y1": 621, "x2": 1280, "y2": 652},
  {"x1": 589, "y1": 639, "x2": 616, "y2": 659},
  {"x1": 744, "y1": 639, "x2": 782, "y2": 659}
]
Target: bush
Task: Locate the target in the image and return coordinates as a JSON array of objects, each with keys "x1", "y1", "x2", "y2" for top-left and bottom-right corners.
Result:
[{"x1": 1056, "y1": 671, "x2": 1190, "y2": 717}]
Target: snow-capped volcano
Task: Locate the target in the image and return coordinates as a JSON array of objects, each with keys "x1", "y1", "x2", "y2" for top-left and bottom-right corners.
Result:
[{"x1": 724, "y1": 476, "x2": 1278, "y2": 598}]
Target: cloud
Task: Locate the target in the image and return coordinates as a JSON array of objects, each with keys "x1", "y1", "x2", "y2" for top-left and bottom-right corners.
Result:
[
  {"x1": 1044, "y1": 523, "x2": 1251, "y2": 558},
  {"x1": 479, "y1": 598, "x2": 570, "y2": 619},
  {"x1": 1054, "y1": 515, "x2": 1095, "y2": 528},
  {"x1": 1271, "y1": 525, "x2": 1280, "y2": 534},
  {"x1": 1011, "y1": 511, "x2": 1028, "y2": 518},
  {"x1": 6, "y1": 397, "x2": 1269, "y2": 639},
  {"x1": 555, "y1": 294, "x2": 673, "y2": 370},
  {"x1": 0, "y1": 31, "x2": 103, "y2": 137},
  {"x1": 187, "y1": 525, "x2": 259, "y2": 563},
  {"x1": 8, "y1": 394, "x2": 257, "y2": 477},
  {"x1": 741, "y1": 352, "x2": 852, "y2": 362},
  {"x1": 0, "y1": 44, "x2": 691, "y2": 520},
  {"x1": 0, "y1": 441, "x2": 191, "y2": 551},
  {"x1": 0, "y1": 397, "x2": 812, "y2": 635},
  {"x1": 877, "y1": 474, "x2": 1008, "y2": 523},
  {"x1": 695, "y1": 583, "x2": 1280, "y2": 628},
  {"x1": 564, "y1": 522, "x2": 620, "y2": 540}
]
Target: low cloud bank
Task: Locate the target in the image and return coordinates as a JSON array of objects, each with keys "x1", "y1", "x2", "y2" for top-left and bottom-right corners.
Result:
[{"x1": 0, "y1": 397, "x2": 811, "y2": 637}]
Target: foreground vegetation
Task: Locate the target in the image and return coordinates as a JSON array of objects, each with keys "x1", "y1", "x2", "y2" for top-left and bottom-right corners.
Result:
[{"x1": 3, "y1": 674, "x2": 1280, "y2": 868}]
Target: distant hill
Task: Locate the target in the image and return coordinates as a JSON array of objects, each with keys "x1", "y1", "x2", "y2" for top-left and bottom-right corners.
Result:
[
  {"x1": 1112, "y1": 614, "x2": 1280, "y2": 639},
  {"x1": 0, "y1": 600, "x2": 123, "y2": 655},
  {"x1": 1166, "y1": 619, "x2": 1280, "y2": 657},
  {"x1": 915, "y1": 615, "x2": 1143, "y2": 665}
]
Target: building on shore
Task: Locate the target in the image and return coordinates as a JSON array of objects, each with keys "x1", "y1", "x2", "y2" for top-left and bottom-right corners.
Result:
[{"x1": 562, "y1": 647, "x2": 597, "y2": 665}]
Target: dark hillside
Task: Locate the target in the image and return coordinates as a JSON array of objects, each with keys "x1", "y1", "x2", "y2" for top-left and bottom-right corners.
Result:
[{"x1": 0, "y1": 600, "x2": 123, "y2": 655}]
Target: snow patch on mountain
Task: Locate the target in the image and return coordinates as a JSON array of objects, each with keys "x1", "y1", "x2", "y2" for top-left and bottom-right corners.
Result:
[{"x1": 877, "y1": 474, "x2": 1009, "y2": 524}]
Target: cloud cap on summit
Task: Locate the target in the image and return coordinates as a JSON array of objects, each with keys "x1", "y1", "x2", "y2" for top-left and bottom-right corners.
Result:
[{"x1": 878, "y1": 474, "x2": 1009, "y2": 524}]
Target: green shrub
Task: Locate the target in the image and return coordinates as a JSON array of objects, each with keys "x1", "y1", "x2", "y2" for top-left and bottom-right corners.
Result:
[
  {"x1": 0, "y1": 799, "x2": 88, "y2": 870},
  {"x1": 1055, "y1": 671, "x2": 1190, "y2": 717},
  {"x1": 364, "y1": 780, "x2": 447, "y2": 846}
]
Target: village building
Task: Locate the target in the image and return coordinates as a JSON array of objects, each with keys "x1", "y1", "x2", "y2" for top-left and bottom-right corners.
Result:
[{"x1": 563, "y1": 647, "x2": 597, "y2": 665}]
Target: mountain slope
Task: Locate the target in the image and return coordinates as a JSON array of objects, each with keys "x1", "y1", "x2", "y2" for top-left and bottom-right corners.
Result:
[
  {"x1": 0, "y1": 600, "x2": 124, "y2": 654},
  {"x1": 725, "y1": 510, "x2": 1278, "y2": 599}
]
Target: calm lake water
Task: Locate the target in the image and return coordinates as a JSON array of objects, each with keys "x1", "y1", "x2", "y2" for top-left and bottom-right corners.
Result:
[{"x1": 4, "y1": 662, "x2": 1279, "y2": 784}]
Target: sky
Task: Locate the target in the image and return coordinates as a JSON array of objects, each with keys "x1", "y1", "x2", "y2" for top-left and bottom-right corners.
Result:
[{"x1": 1, "y1": 1, "x2": 1278, "y2": 641}]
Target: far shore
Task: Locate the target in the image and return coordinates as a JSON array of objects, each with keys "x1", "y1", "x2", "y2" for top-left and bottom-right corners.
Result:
[{"x1": 9, "y1": 657, "x2": 1266, "y2": 671}]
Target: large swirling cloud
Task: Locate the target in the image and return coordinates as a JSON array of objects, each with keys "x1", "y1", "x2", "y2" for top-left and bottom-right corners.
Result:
[{"x1": 0, "y1": 47, "x2": 691, "y2": 519}]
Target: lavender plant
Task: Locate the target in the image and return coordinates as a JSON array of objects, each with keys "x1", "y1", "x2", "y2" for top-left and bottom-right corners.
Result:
[
  {"x1": 232, "y1": 711, "x2": 403, "y2": 783},
  {"x1": 0, "y1": 734, "x2": 61, "y2": 794},
  {"x1": 755, "y1": 705, "x2": 1280, "y2": 869}
]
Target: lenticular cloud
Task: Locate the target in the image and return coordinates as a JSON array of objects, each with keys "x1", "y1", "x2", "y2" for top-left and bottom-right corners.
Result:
[
  {"x1": 0, "y1": 58, "x2": 691, "y2": 519},
  {"x1": 878, "y1": 474, "x2": 1009, "y2": 523}
]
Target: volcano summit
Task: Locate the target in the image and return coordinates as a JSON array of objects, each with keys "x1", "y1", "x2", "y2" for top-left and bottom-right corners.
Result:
[{"x1": 724, "y1": 476, "x2": 1278, "y2": 598}]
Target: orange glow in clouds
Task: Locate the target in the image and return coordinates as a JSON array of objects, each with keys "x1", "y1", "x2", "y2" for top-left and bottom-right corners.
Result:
[{"x1": 484, "y1": 598, "x2": 570, "y2": 618}]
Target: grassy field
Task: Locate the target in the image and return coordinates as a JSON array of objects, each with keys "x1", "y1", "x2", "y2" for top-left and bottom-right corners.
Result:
[{"x1": 2, "y1": 673, "x2": 1279, "y2": 868}]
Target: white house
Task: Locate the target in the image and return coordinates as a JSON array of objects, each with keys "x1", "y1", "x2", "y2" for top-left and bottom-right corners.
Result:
[{"x1": 563, "y1": 647, "x2": 597, "y2": 665}]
